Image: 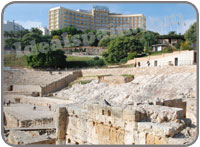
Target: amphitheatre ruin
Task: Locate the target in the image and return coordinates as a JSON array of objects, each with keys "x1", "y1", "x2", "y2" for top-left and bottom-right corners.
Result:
[{"x1": 2, "y1": 60, "x2": 197, "y2": 145}]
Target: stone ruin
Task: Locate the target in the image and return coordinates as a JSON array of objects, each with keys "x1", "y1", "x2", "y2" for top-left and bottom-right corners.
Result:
[
  {"x1": 4, "y1": 94, "x2": 195, "y2": 145},
  {"x1": 54, "y1": 98, "x2": 194, "y2": 145},
  {"x1": 3, "y1": 67, "x2": 197, "y2": 145}
]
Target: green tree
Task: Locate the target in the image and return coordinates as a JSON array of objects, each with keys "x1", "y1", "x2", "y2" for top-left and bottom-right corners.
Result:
[
  {"x1": 136, "y1": 31, "x2": 159, "y2": 53},
  {"x1": 168, "y1": 31, "x2": 176, "y2": 36},
  {"x1": 4, "y1": 37, "x2": 20, "y2": 49},
  {"x1": 98, "y1": 36, "x2": 112, "y2": 47},
  {"x1": 184, "y1": 22, "x2": 197, "y2": 48},
  {"x1": 21, "y1": 32, "x2": 42, "y2": 49},
  {"x1": 26, "y1": 45, "x2": 67, "y2": 68},
  {"x1": 175, "y1": 40, "x2": 184, "y2": 50},
  {"x1": 52, "y1": 35, "x2": 60, "y2": 40},
  {"x1": 128, "y1": 52, "x2": 137, "y2": 60},
  {"x1": 4, "y1": 31, "x2": 15, "y2": 38},
  {"x1": 51, "y1": 29, "x2": 63, "y2": 36},
  {"x1": 180, "y1": 41, "x2": 193, "y2": 50},
  {"x1": 41, "y1": 35, "x2": 51, "y2": 43},
  {"x1": 30, "y1": 28, "x2": 43, "y2": 35},
  {"x1": 15, "y1": 29, "x2": 30, "y2": 38},
  {"x1": 61, "y1": 26, "x2": 80, "y2": 35},
  {"x1": 104, "y1": 36, "x2": 143, "y2": 63}
]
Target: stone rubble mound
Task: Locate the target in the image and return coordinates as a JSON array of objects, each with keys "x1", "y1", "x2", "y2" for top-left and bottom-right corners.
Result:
[{"x1": 56, "y1": 72, "x2": 196, "y2": 106}]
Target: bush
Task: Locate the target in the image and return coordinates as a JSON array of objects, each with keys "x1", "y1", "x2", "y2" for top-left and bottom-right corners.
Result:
[
  {"x1": 119, "y1": 57, "x2": 128, "y2": 64},
  {"x1": 93, "y1": 56, "x2": 100, "y2": 60},
  {"x1": 162, "y1": 46, "x2": 173, "y2": 53},
  {"x1": 101, "y1": 51, "x2": 109, "y2": 58},
  {"x1": 180, "y1": 41, "x2": 193, "y2": 50},
  {"x1": 26, "y1": 45, "x2": 67, "y2": 68},
  {"x1": 98, "y1": 37, "x2": 112, "y2": 47},
  {"x1": 175, "y1": 40, "x2": 183, "y2": 50},
  {"x1": 66, "y1": 59, "x2": 105, "y2": 68},
  {"x1": 128, "y1": 52, "x2": 137, "y2": 60},
  {"x1": 121, "y1": 74, "x2": 134, "y2": 78}
]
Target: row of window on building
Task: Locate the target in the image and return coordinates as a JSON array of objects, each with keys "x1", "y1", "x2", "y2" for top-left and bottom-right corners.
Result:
[
  {"x1": 64, "y1": 15, "x2": 141, "y2": 24},
  {"x1": 64, "y1": 22, "x2": 139, "y2": 29},
  {"x1": 65, "y1": 11, "x2": 141, "y2": 20}
]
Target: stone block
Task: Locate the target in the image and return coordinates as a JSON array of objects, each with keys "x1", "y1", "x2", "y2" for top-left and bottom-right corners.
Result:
[
  {"x1": 124, "y1": 130, "x2": 135, "y2": 144},
  {"x1": 137, "y1": 122, "x2": 183, "y2": 137},
  {"x1": 146, "y1": 134, "x2": 168, "y2": 144},
  {"x1": 133, "y1": 131, "x2": 146, "y2": 144},
  {"x1": 156, "y1": 99, "x2": 187, "y2": 118},
  {"x1": 122, "y1": 108, "x2": 141, "y2": 122},
  {"x1": 111, "y1": 106, "x2": 123, "y2": 118},
  {"x1": 138, "y1": 105, "x2": 184, "y2": 123}
]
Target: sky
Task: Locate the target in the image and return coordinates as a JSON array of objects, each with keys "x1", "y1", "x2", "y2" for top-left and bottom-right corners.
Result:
[{"x1": 3, "y1": 2, "x2": 197, "y2": 35}]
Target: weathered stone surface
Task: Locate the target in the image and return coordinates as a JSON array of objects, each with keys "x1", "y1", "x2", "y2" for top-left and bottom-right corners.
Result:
[
  {"x1": 137, "y1": 105, "x2": 185, "y2": 122},
  {"x1": 7, "y1": 131, "x2": 56, "y2": 145},
  {"x1": 4, "y1": 104, "x2": 54, "y2": 128},
  {"x1": 156, "y1": 99, "x2": 187, "y2": 118},
  {"x1": 99, "y1": 75, "x2": 134, "y2": 84},
  {"x1": 55, "y1": 107, "x2": 68, "y2": 145},
  {"x1": 146, "y1": 134, "x2": 168, "y2": 144},
  {"x1": 3, "y1": 65, "x2": 196, "y2": 145}
]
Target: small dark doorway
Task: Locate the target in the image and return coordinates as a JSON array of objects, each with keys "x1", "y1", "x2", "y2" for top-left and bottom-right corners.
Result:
[
  {"x1": 194, "y1": 52, "x2": 197, "y2": 64},
  {"x1": 138, "y1": 62, "x2": 140, "y2": 67},
  {"x1": 175, "y1": 58, "x2": 178, "y2": 66},
  {"x1": 154, "y1": 60, "x2": 158, "y2": 66}
]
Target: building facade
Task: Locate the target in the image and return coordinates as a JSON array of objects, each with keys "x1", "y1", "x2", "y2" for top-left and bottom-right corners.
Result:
[
  {"x1": 49, "y1": 6, "x2": 146, "y2": 33},
  {"x1": 38, "y1": 26, "x2": 49, "y2": 35},
  {"x1": 3, "y1": 20, "x2": 25, "y2": 32}
]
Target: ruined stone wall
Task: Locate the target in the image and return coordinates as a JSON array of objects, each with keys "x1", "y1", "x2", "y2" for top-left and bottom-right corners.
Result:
[
  {"x1": 4, "y1": 111, "x2": 54, "y2": 128},
  {"x1": 7, "y1": 71, "x2": 82, "y2": 97},
  {"x1": 41, "y1": 71, "x2": 82, "y2": 96},
  {"x1": 99, "y1": 76, "x2": 134, "y2": 84},
  {"x1": 12, "y1": 85, "x2": 41, "y2": 93},
  {"x1": 56, "y1": 103, "x2": 188, "y2": 145},
  {"x1": 7, "y1": 130, "x2": 56, "y2": 145},
  {"x1": 4, "y1": 112, "x2": 19, "y2": 128}
]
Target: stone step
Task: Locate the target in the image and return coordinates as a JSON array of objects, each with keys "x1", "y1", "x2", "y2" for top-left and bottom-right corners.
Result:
[{"x1": 137, "y1": 122, "x2": 185, "y2": 138}]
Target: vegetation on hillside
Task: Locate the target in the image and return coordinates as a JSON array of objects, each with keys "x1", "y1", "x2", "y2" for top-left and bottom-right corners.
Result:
[
  {"x1": 66, "y1": 55, "x2": 105, "y2": 68},
  {"x1": 4, "y1": 54, "x2": 26, "y2": 67},
  {"x1": 25, "y1": 45, "x2": 67, "y2": 68},
  {"x1": 184, "y1": 22, "x2": 197, "y2": 47},
  {"x1": 3, "y1": 21, "x2": 196, "y2": 67}
]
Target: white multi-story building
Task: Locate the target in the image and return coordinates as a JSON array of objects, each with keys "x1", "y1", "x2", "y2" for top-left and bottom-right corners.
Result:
[
  {"x1": 49, "y1": 6, "x2": 146, "y2": 33},
  {"x1": 3, "y1": 20, "x2": 25, "y2": 32},
  {"x1": 37, "y1": 26, "x2": 49, "y2": 35}
]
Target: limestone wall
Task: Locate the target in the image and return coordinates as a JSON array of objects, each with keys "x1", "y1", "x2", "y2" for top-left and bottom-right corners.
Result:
[
  {"x1": 99, "y1": 76, "x2": 134, "y2": 84},
  {"x1": 41, "y1": 71, "x2": 82, "y2": 96},
  {"x1": 4, "y1": 112, "x2": 19, "y2": 128},
  {"x1": 8, "y1": 71, "x2": 82, "y2": 97},
  {"x1": 55, "y1": 103, "x2": 189, "y2": 145},
  {"x1": 7, "y1": 131, "x2": 56, "y2": 145},
  {"x1": 4, "y1": 110, "x2": 54, "y2": 128},
  {"x1": 13, "y1": 85, "x2": 41, "y2": 93}
]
